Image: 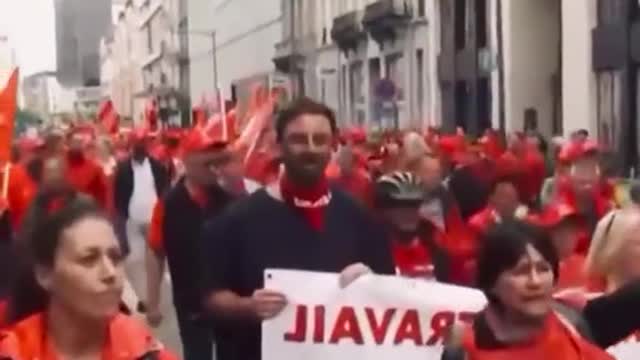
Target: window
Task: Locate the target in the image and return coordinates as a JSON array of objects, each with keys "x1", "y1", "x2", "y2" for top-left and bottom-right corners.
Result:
[
  {"x1": 454, "y1": 0, "x2": 467, "y2": 50},
  {"x1": 349, "y1": 61, "x2": 364, "y2": 104},
  {"x1": 596, "y1": 71, "x2": 622, "y2": 149},
  {"x1": 455, "y1": 81, "x2": 469, "y2": 129},
  {"x1": 418, "y1": 0, "x2": 426, "y2": 17},
  {"x1": 476, "y1": 0, "x2": 488, "y2": 48},
  {"x1": 296, "y1": 1, "x2": 304, "y2": 38},
  {"x1": 597, "y1": 0, "x2": 626, "y2": 24},
  {"x1": 349, "y1": 61, "x2": 364, "y2": 124},
  {"x1": 341, "y1": 64, "x2": 347, "y2": 120},
  {"x1": 146, "y1": 26, "x2": 153, "y2": 54},
  {"x1": 385, "y1": 53, "x2": 405, "y2": 101},
  {"x1": 478, "y1": 78, "x2": 491, "y2": 132},
  {"x1": 283, "y1": 0, "x2": 292, "y2": 39}
]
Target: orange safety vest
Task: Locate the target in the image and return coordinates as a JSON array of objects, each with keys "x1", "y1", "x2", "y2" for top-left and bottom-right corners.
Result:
[
  {"x1": 0, "y1": 313, "x2": 177, "y2": 360},
  {"x1": 460, "y1": 312, "x2": 613, "y2": 360}
]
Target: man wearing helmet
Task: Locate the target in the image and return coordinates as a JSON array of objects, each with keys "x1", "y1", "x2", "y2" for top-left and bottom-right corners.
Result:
[{"x1": 374, "y1": 171, "x2": 451, "y2": 281}]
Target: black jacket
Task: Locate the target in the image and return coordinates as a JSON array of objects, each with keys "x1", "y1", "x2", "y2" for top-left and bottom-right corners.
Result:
[
  {"x1": 113, "y1": 157, "x2": 170, "y2": 219},
  {"x1": 162, "y1": 180, "x2": 235, "y2": 312}
]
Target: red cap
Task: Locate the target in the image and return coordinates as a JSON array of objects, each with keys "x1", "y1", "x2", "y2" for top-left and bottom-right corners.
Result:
[
  {"x1": 181, "y1": 128, "x2": 228, "y2": 156},
  {"x1": 130, "y1": 128, "x2": 149, "y2": 143},
  {"x1": 346, "y1": 127, "x2": 367, "y2": 145},
  {"x1": 535, "y1": 203, "x2": 579, "y2": 227},
  {"x1": 164, "y1": 128, "x2": 183, "y2": 140},
  {"x1": 367, "y1": 146, "x2": 388, "y2": 161},
  {"x1": 18, "y1": 137, "x2": 45, "y2": 152},
  {"x1": 438, "y1": 135, "x2": 465, "y2": 156},
  {"x1": 558, "y1": 140, "x2": 599, "y2": 164}
]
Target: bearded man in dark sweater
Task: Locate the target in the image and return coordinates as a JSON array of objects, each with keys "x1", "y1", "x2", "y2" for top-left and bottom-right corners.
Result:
[{"x1": 202, "y1": 97, "x2": 394, "y2": 360}]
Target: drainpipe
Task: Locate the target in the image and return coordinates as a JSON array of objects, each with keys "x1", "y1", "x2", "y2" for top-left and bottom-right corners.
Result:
[
  {"x1": 289, "y1": 0, "x2": 297, "y2": 97},
  {"x1": 496, "y1": 0, "x2": 506, "y2": 133}
]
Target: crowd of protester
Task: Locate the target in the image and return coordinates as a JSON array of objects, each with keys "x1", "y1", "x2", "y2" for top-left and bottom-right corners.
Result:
[{"x1": 0, "y1": 94, "x2": 639, "y2": 359}]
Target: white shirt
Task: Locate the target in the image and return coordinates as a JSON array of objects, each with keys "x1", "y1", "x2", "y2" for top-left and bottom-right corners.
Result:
[
  {"x1": 128, "y1": 158, "x2": 158, "y2": 224},
  {"x1": 243, "y1": 178, "x2": 262, "y2": 194},
  {"x1": 419, "y1": 199, "x2": 445, "y2": 231}
]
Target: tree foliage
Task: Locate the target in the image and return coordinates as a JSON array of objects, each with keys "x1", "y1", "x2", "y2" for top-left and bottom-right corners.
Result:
[{"x1": 14, "y1": 109, "x2": 43, "y2": 136}]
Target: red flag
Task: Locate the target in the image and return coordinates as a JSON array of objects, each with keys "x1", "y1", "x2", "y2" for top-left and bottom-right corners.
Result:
[
  {"x1": 205, "y1": 108, "x2": 237, "y2": 143},
  {"x1": 0, "y1": 68, "x2": 18, "y2": 163},
  {"x1": 144, "y1": 99, "x2": 158, "y2": 131},
  {"x1": 97, "y1": 99, "x2": 120, "y2": 134},
  {"x1": 193, "y1": 107, "x2": 207, "y2": 130}
]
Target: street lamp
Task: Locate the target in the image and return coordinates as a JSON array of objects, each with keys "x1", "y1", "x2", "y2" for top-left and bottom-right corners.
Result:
[{"x1": 175, "y1": 29, "x2": 218, "y2": 91}]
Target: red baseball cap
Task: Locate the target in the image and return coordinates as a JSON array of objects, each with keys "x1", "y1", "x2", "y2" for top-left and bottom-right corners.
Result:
[
  {"x1": 130, "y1": 128, "x2": 149, "y2": 143},
  {"x1": 346, "y1": 127, "x2": 367, "y2": 145},
  {"x1": 181, "y1": 128, "x2": 228, "y2": 156},
  {"x1": 558, "y1": 140, "x2": 599, "y2": 164},
  {"x1": 18, "y1": 137, "x2": 45, "y2": 152},
  {"x1": 536, "y1": 203, "x2": 580, "y2": 228}
]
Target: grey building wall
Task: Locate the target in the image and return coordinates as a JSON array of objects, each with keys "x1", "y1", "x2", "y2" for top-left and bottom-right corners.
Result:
[
  {"x1": 54, "y1": 0, "x2": 112, "y2": 87},
  {"x1": 188, "y1": 0, "x2": 282, "y2": 109}
]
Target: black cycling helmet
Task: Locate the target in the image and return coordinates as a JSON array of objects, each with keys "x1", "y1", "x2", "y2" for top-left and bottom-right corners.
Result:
[{"x1": 374, "y1": 171, "x2": 425, "y2": 209}]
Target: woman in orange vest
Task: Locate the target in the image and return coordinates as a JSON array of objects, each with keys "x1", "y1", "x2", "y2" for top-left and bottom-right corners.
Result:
[
  {"x1": 0, "y1": 188, "x2": 176, "y2": 359},
  {"x1": 443, "y1": 221, "x2": 613, "y2": 360}
]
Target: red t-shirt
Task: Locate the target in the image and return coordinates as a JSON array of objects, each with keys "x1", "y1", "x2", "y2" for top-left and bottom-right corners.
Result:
[
  {"x1": 392, "y1": 238, "x2": 435, "y2": 279},
  {"x1": 557, "y1": 254, "x2": 587, "y2": 290},
  {"x1": 66, "y1": 156, "x2": 108, "y2": 209}
]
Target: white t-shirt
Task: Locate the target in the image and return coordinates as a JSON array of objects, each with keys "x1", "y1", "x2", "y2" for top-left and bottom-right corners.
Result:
[
  {"x1": 128, "y1": 158, "x2": 158, "y2": 224},
  {"x1": 419, "y1": 199, "x2": 445, "y2": 231},
  {"x1": 243, "y1": 178, "x2": 262, "y2": 194}
]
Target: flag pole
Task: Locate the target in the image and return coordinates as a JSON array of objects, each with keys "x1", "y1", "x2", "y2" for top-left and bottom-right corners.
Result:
[
  {"x1": 2, "y1": 163, "x2": 11, "y2": 200},
  {"x1": 219, "y1": 85, "x2": 228, "y2": 142}
]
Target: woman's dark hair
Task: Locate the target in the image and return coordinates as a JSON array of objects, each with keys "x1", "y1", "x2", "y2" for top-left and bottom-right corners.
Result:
[
  {"x1": 476, "y1": 220, "x2": 559, "y2": 304},
  {"x1": 275, "y1": 97, "x2": 338, "y2": 143},
  {"x1": 6, "y1": 187, "x2": 106, "y2": 324}
]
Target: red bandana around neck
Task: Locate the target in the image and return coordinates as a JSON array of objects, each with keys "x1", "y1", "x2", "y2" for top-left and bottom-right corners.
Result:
[{"x1": 280, "y1": 174, "x2": 331, "y2": 231}]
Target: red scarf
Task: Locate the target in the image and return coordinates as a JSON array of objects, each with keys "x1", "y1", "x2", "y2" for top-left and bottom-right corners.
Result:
[{"x1": 280, "y1": 174, "x2": 330, "y2": 231}]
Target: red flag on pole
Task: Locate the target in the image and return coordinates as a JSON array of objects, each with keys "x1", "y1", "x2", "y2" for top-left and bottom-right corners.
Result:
[
  {"x1": 97, "y1": 99, "x2": 120, "y2": 134},
  {"x1": 0, "y1": 68, "x2": 18, "y2": 164},
  {"x1": 144, "y1": 99, "x2": 158, "y2": 132}
]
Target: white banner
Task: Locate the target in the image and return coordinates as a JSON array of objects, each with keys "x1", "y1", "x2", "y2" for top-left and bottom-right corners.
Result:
[
  {"x1": 262, "y1": 269, "x2": 640, "y2": 360},
  {"x1": 262, "y1": 270, "x2": 485, "y2": 360}
]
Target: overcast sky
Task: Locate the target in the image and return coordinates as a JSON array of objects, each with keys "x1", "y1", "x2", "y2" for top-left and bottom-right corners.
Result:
[{"x1": 0, "y1": 0, "x2": 56, "y2": 76}]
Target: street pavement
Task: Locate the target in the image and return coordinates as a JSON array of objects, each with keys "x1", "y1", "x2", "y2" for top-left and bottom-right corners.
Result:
[{"x1": 121, "y1": 223, "x2": 184, "y2": 357}]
